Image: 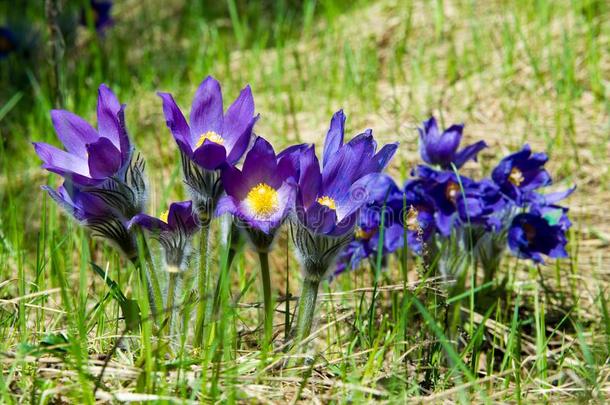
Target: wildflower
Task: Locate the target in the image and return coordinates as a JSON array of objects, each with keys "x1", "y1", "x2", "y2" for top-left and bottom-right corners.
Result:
[
  {"x1": 43, "y1": 181, "x2": 136, "y2": 258},
  {"x1": 290, "y1": 110, "x2": 397, "y2": 344},
  {"x1": 128, "y1": 201, "x2": 200, "y2": 271},
  {"x1": 418, "y1": 116, "x2": 487, "y2": 169},
  {"x1": 33, "y1": 84, "x2": 145, "y2": 218},
  {"x1": 491, "y1": 144, "x2": 551, "y2": 205},
  {"x1": 158, "y1": 76, "x2": 258, "y2": 221},
  {"x1": 415, "y1": 166, "x2": 503, "y2": 236},
  {"x1": 0, "y1": 27, "x2": 17, "y2": 59},
  {"x1": 217, "y1": 137, "x2": 298, "y2": 251},
  {"x1": 507, "y1": 211, "x2": 568, "y2": 263}
]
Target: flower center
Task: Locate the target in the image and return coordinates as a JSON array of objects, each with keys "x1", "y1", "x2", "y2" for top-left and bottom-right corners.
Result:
[
  {"x1": 317, "y1": 196, "x2": 336, "y2": 210},
  {"x1": 246, "y1": 183, "x2": 279, "y2": 218},
  {"x1": 355, "y1": 227, "x2": 375, "y2": 240},
  {"x1": 406, "y1": 206, "x2": 420, "y2": 231},
  {"x1": 508, "y1": 167, "x2": 524, "y2": 186},
  {"x1": 195, "y1": 131, "x2": 224, "y2": 149},
  {"x1": 445, "y1": 181, "x2": 460, "y2": 204},
  {"x1": 159, "y1": 210, "x2": 169, "y2": 224},
  {"x1": 523, "y1": 223, "x2": 536, "y2": 244}
]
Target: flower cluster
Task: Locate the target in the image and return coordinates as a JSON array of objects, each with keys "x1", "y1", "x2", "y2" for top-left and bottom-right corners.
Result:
[
  {"x1": 34, "y1": 78, "x2": 573, "y2": 347},
  {"x1": 34, "y1": 77, "x2": 398, "y2": 344},
  {"x1": 337, "y1": 116, "x2": 574, "y2": 277}
]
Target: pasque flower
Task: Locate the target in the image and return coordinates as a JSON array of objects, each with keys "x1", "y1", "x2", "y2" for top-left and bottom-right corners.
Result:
[
  {"x1": 507, "y1": 211, "x2": 568, "y2": 263},
  {"x1": 334, "y1": 176, "x2": 405, "y2": 275},
  {"x1": 129, "y1": 201, "x2": 200, "y2": 270},
  {"x1": 217, "y1": 137, "x2": 299, "y2": 251},
  {"x1": 158, "y1": 76, "x2": 258, "y2": 220},
  {"x1": 415, "y1": 166, "x2": 505, "y2": 236},
  {"x1": 43, "y1": 181, "x2": 136, "y2": 258},
  {"x1": 418, "y1": 116, "x2": 487, "y2": 169},
  {"x1": 33, "y1": 84, "x2": 145, "y2": 218},
  {"x1": 291, "y1": 110, "x2": 397, "y2": 345},
  {"x1": 491, "y1": 144, "x2": 551, "y2": 204}
]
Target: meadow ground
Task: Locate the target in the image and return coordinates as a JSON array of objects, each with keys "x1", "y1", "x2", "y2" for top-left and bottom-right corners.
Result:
[{"x1": 0, "y1": 0, "x2": 609, "y2": 403}]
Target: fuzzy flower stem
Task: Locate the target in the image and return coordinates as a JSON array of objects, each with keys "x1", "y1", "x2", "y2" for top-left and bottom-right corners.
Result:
[
  {"x1": 194, "y1": 222, "x2": 211, "y2": 348},
  {"x1": 258, "y1": 251, "x2": 273, "y2": 347},
  {"x1": 164, "y1": 272, "x2": 179, "y2": 337},
  {"x1": 294, "y1": 276, "x2": 320, "y2": 345}
]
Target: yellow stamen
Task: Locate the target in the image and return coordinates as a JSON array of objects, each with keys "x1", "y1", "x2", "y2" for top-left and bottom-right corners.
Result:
[
  {"x1": 355, "y1": 227, "x2": 375, "y2": 240},
  {"x1": 159, "y1": 210, "x2": 169, "y2": 223},
  {"x1": 317, "y1": 196, "x2": 336, "y2": 210},
  {"x1": 445, "y1": 181, "x2": 460, "y2": 204},
  {"x1": 508, "y1": 167, "x2": 524, "y2": 186},
  {"x1": 195, "y1": 131, "x2": 224, "y2": 149},
  {"x1": 246, "y1": 183, "x2": 279, "y2": 218},
  {"x1": 406, "y1": 206, "x2": 420, "y2": 231}
]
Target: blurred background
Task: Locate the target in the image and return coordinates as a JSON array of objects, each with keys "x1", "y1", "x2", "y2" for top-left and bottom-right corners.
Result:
[{"x1": 0, "y1": 0, "x2": 608, "y2": 281}]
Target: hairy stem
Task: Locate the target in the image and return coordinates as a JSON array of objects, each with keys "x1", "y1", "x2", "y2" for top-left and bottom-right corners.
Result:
[
  {"x1": 194, "y1": 223, "x2": 211, "y2": 348},
  {"x1": 295, "y1": 277, "x2": 320, "y2": 345},
  {"x1": 164, "y1": 272, "x2": 179, "y2": 337}
]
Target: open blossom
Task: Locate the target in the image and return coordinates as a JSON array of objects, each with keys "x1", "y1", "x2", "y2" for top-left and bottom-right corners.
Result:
[
  {"x1": 43, "y1": 181, "x2": 136, "y2": 258},
  {"x1": 158, "y1": 76, "x2": 258, "y2": 171},
  {"x1": 508, "y1": 211, "x2": 568, "y2": 263},
  {"x1": 291, "y1": 110, "x2": 397, "y2": 279},
  {"x1": 128, "y1": 201, "x2": 200, "y2": 269},
  {"x1": 33, "y1": 84, "x2": 132, "y2": 186},
  {"x1": 334, "y1": 175, "x2": 404, "y2": 275},
  {"x1": 491, "y1": 144, "x2": 551, "y2": 205},
  {"x1": 217, "y1": 137, "x2": 301, "y2": 250},
  {"x1": 296, "y1": 110, "x2": 398, "y2": 237},
  {"x1": 418, "y1": 116, "x2": 487, "y2": 169},
  {"x1": 414, "y1": 166, "x2": 505, "y2": 236}
]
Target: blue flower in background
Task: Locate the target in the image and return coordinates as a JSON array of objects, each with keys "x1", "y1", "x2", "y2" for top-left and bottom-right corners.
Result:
[
  {"x1": 507, "y1": 211, "x2": 568, "y2": 263},
  {"x1": 492, "y1": 144, "x2": 551, "y2": 205},
  {"x1": 418, "y1": 116, "x2": 487, "y2": 169},
  {"x1": 84, "y1": 1, "x2": 114, "y2": 33}
]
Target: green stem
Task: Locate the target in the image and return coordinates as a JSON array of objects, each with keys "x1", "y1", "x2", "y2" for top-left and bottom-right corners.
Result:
[
  {"x1": 164, "y1": 272, "x2": 179, "y2": 337},
  {"x1": 194, "y1": 223, "x2": 211, "y2": 348},
  {"x1": 259, "y1": 251, "x2": 273, "y2": 347},
  {"x1": 295, "y1": 277, "x2": 320, "y2": 345}
]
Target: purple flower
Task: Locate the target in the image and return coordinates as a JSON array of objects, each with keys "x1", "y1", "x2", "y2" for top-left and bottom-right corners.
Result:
[
  {"x1": 296, "y1": 110, "x2": 398, "y2": 237},
  {"x1": 418, "y1": 117, "x2": 487, "y2": 169},
  {"x1": 491, "y1": 144, "x2": 551, "y2": 205},
  {"x1": 507, "y1": 211, "x2": 568, "y2": 263},
  {"x1": 0, "y1": 27, "x2": 17, "y2": 59},
  {"x1": 216, "y1": 137, "x2": 298, "y2": 250},
  {"x1": 291, "y1": 111, "x2": 398, "y2": 279},
  {"x1": 129, "y1": 201, "x2": 200, "y2": 269},
  {"x1": 415, "y1": 166, "x2": 504, "y2": 236},
  {"x1": 33, "y1": 84, "x2": 132, "y2": 186},
  {"x1": 43, "y1": 181, "x2": 136, "y2": 258},
  {"x1": 158, "y1": 76, "x2": 258, "y2": 171},
  {"x1": 334, "y1": 177, "x2": 405, "y2": 275}
]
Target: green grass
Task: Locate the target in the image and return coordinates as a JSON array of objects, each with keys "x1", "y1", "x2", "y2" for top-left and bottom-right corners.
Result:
[{"x1": 1, "y1": 0, "x2": 609, "y2": 402}]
